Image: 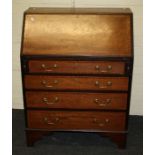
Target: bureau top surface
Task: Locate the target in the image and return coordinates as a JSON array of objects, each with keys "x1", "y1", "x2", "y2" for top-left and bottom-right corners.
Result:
[
  {"x1": 25, "y1": 7, "x2": 132, "y2": 14},
  {"x1": 21, "y1": 8, "x2": 133, "y2": 57}
]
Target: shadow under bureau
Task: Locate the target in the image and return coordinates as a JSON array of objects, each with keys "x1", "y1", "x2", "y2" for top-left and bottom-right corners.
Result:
[{"x1": 20, "y1": 7, "x2": 133, "y2": 149}]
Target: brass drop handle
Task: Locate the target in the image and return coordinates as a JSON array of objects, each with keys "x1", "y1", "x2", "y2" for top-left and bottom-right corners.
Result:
[
  {"x1": 95, "y1": 81, "x2": 112, "y2": 89},
  {"x1": 93, "y1": 118, "x2": 110, "y2": 127},
  {"x1": 95, "y1": 65, "x2": 112, "y2": 73},
  {"x1": 41, "y1": 63, "x2": 58, "y2": 72},
  {"x1": 42, "y1": 97, "x2": 59, "y2": 105},
  {"x1": 94, "y1": 98, "x2": 111, "y2": 106},
  {"x1": 41, "y1": 80, "x2": 58, "y2": 88},
  {"x1": 44, "y1": 117, "x2": 60, "y2": 125}
]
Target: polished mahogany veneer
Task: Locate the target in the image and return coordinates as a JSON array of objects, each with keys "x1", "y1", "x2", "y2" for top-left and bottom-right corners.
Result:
[
  {"x1": 23, "y1": 14, "x2": 132, "y2": 56},
  {"x1": 25, "y1": 76, "x2": 129, "y2": 91},
  {"x1": 26, "y1": 92, "x2": 128, "y2": 110},
  {"x1": 28, "y1": 60, "x2": 125, "y2": 74},
  {"x1": 27, "y1": 110, "x2": 126, "y2": 131},
  {"x1": 21, "y1": 7, "x2": 133, "y2": 149}
]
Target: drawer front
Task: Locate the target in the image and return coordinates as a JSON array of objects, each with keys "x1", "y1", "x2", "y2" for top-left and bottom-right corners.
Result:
[
  {"x1": 28, "y1": 60, "x2": 125, "y2": 75},
  {"x1": 24, "y1": 76, "x2": 128, "y2": 91},
  {"x1": 26, "y1": 92, "x2": 128, "y2": 110},
  {"x1": 27, "y1": 110, "x2": 126, "y2": 131}
]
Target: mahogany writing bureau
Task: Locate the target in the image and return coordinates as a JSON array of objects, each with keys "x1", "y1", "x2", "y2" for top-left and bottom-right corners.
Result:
[{"x1": 20, "y1": 7, "x2": 133, "y2": 148}]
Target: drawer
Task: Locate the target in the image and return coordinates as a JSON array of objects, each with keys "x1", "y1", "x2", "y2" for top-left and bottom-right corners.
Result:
[
  {"x1": 26, "y1": 92, "x2": 128, "y2": 110},
  {"x1": 27, "y1": 110, "x2": 126, "y2": 131},
  {"x1": 28, "y1": 60, "x2": 125, "y2": 75},
  {"x1": 24, "y1": 75, "x2": 128, "y2": 91}
]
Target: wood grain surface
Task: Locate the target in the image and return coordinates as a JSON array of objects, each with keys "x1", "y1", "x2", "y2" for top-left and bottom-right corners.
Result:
[
  {"x1": 26, "y1": 91, "x2": 128, "y2": 110},
  {"x1": 27, "y1": 110, "x2": 126, "y2": 131},
  {"x1": 24, "y1": 75, "x2": 129, "y2": 91}
]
